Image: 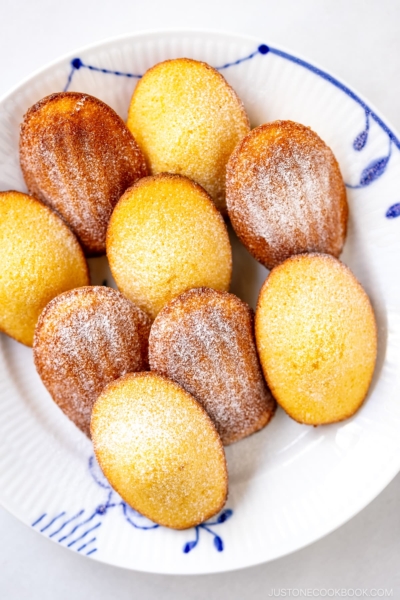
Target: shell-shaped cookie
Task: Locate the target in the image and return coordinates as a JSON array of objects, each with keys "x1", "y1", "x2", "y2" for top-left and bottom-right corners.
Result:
[
  {"x1": 255, "y1": 253, "x2": 377, "y2": 425},
  {"x1": 91, "y1": 372, "x2": 228, "y2": 529},
  {"x1": 127, "y1": 58, "x2": 250, "y2": 212},
  {"x1": 0, "y1": 191, "x2": 89, "y2": 346},
  {"x1": 33, "y1": 286, "x2": 151, "y2": 436},
  {"x1": 106, "y1": 173, "x2": 232, "y2": 319},
  {"x1": 20, "y1": 92, "x2": 148, "y2": 255},
  {"x1": 226, "y1": 121, "x2": 348, "y2": 270},
  {"x1": 149, "y1": 287, "x2": 276, "y2": 445}
]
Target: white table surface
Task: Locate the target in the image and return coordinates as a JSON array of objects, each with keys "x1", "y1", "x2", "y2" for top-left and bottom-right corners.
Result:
[{"x1": 1, "y1": 0, "x2": 399, "y2": 597}]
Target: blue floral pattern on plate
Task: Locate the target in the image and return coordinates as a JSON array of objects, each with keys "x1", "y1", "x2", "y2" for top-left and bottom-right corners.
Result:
[
  {"x1": 32, "y1": 456, "x2": 233, "y2": 556},
  {"x1": 63, "y1": 43, "x2": 400, "y2": 217},
  {"x1": 31, "y1": 38, "x2": 400, "y2": 560}
]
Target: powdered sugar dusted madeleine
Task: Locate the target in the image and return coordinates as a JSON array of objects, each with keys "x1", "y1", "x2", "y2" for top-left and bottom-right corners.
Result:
[
  {"x1": 149, "y1": 288, "x2": 276, "y2": 445},
  {"x1": 107, "y1": 174, "x2": 232, "y2": 319},
  {"x1": 33, "y1": 286, "x2": 151, "y2": 436},
  {"x1": 0, "y1": 191, "x2": 89, "y2": 347},
  {"x1": 255, "y1": 254, "x2": 377, "y2": 425},
  {"x1": 91, "y1": 372, "x2": 228, "y2": 529},
  {"x1": 226, "y1": 121, "x2": 348, "y2": 270},
  {"x1": 20, "y1": 92, "x2": 148, "y2": 255},
  {"x1": 127, "y1": 58, "x2": 250, "y2": 212}
]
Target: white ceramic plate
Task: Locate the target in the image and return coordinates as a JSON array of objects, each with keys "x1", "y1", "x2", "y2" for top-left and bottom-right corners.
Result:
[{"x1": 1, "y1": 30, "x2": 400, "y2": 575}]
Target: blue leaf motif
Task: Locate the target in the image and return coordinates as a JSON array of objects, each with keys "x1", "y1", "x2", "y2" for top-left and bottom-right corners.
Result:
[
  {"x1": 353, "y1": 110, "x2": 370, "y2": 151},
  {"x1": 213, "y1": 536, "x2": 224, "y2": 552},
  {"x1": 183, "y1": 540, "x2": 198, "y2": 553},
  {"x1": 353, "y1": 130, "x2": 368, "y2": 151},
  {"x1": 359, "y1": 155, "x2": 390, "y2": 186},
  {"x1": 386, "y1": 203, "x2": 400, "y2": 218},
  {"x1": 216, "y1": 509, "x2": 233, "y2": 524}
]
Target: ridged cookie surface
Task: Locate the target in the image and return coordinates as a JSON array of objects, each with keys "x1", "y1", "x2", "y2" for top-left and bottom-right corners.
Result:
[
  {"x1": 0, "y1": 191, "x2": 89, "y2": 346},
  {"x1": 255, "y1": 254, "x2": 377, "y2": 425},
  {"x1": 127, "y1": 58, "x2": 250, "y2": 212},
  {"x1": 226, "y1": 121, "x2": 348, "y2": 270},
  {"x1": 33, "y1": 286, "x2": 151, "y2": 436},
  {"x1": 107, "y1": 174, "x2": 232, "y2": 319},
  {"x1": 149, "y1": 288, "x2": 276, "y2": 445},
  {"x1": 20, "y1": 92, "x2": 148, "y2": 255}
]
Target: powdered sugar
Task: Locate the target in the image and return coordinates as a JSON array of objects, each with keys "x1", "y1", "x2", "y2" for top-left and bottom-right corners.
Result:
[
  {"x1": 226, "y1": 121, "x2": 347, "y2": 269},
  {"x1": 149, "y1": 287, "x2": 275, "y2": 445},
  {"x1": 33, "y1": 286, "x2": 151, "y2": 436},
  {"x1": 20, "y1": 92, "x2": 148, "y2": 255}
]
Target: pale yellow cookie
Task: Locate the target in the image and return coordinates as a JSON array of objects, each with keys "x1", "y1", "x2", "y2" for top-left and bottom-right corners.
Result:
[
  {"x1": 91, "y1": 372, "x2": 228, "y2": 529},
  {"x1": 106, "y1": 174, "x2": 232, "y2": 319},
  {"x1": 0, "y1": 191, "x2": 89, "y2": 346},
  {"x1": 20, "y1": 92, "x2": 148, "y2": 255},
  {"x1": 127, "y1": 58, "x2": 250, "y2": 212},
  {"x1": 255, "y1": 253, "x2": 377, "y2": 425}
]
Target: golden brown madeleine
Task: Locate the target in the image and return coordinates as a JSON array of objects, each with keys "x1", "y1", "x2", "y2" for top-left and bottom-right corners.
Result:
[
  {"x1": 149, "y1": 287, "x2": 276, "y2": 445},
  {"x1": 106, "y1": 174, "x2": 232, "y2": 319},
  {"x1": 255, "y1": 254, "x2": 377, "y2": 425},
  {"x1": 226, "y1": 121, "x2": 348, "y2": 270},
  {"x1": 91, "y1": 372, "x2": 228, "y2": 529},
  {"x1": 33, "y1": 286, "x2": 151, "y2": 436},
  {"x1": 127, "y1": 58, "x2": 250, "y2": 212},
  {"x1": 20, "y1": 92, "x2": 148, "y2": 255},
  {"x1": 0, "y1": 191, "x2": 89, "y2": 346}
]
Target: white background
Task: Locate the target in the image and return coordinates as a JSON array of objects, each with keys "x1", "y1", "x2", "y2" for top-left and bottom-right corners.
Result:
[{"x1": 1, "y1": 0, "x2": 399, "y2": 597}]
